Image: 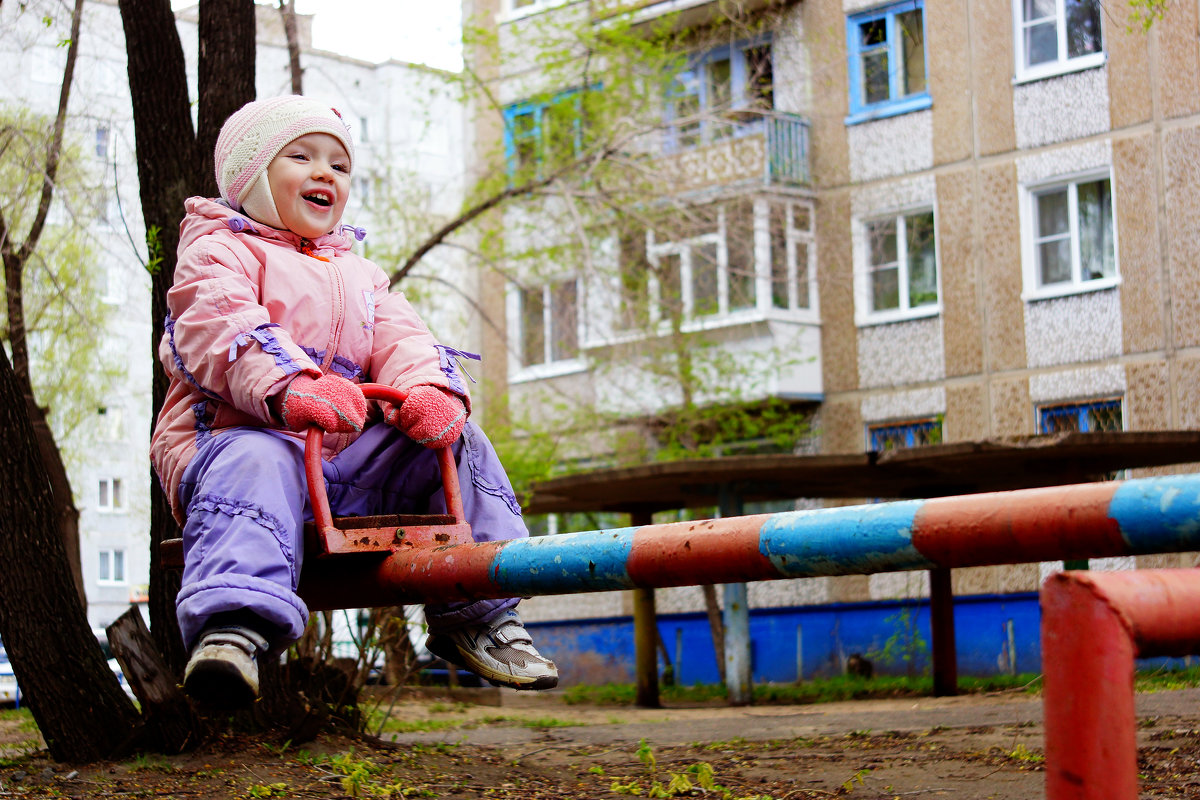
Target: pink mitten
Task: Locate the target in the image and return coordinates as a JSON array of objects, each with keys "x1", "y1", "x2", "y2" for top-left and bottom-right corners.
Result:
[
  {"x1": 384, "y1": 385, "x2": 467, "y2": 449},
  {"x1": 276, "y1": 373, "x2": 367, "y2": 433}
]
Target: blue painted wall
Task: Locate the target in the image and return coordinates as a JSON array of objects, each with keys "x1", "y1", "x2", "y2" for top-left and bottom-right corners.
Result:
[{"x1": 527, "y1": 592, "x2": 1046, "y2": 686}]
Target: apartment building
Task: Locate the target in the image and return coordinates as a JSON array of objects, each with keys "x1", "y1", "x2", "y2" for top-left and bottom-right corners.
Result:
[
  {"x1": 1, "y1": 0, "x2": 466, "y2": 632},
  {"x1": 464, "y1": 0, "x2": 1200, "y2": 684}
]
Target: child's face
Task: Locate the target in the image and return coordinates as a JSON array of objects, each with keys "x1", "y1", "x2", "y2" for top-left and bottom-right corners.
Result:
[{"x1": 266, "y1": 132, "x2": 351, "y2": 239}]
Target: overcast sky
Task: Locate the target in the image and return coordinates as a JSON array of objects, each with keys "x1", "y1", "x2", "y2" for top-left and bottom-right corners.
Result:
[{"x1": 284, "y1": 0, "x2": 463, "y2": 71}]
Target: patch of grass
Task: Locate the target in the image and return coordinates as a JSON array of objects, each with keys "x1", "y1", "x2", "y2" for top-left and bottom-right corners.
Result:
[
  {"x1": 563, "y1": 673, "x2": 1044, "y2": 708},
  {"x1": 128, "y1": 753, "x2": 175, "y2": 773},
  {"x1": 1136, "y1": 666, "x2": 1200, "y2": 693},
  {"x1": 376, "y1": 717, "x2": 469, "y2": 734}
]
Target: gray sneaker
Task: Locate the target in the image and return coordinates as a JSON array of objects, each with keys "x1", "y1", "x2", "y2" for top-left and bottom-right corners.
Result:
[
  {"x1": 183, "y1": 625, "x2": 269, "y2": 710},
  {"x1": 426, "y1": 609, "x2": 558, "y2": 691}
]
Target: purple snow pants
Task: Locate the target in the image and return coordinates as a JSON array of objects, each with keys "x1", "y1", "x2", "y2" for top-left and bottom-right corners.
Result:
[{"x1": 174, "y1": 421, "x2": 525, "y2": 651}]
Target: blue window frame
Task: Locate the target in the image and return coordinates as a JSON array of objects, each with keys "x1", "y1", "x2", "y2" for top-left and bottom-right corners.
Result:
[
  {"x1": 845, "y1": 0, "x2": 930, "y2": 125},
  {"x1": 503, "y1": 89, "x2": 587, "y2": 178},
  {"x1": 664, "y1": 39, "x2": 773, "y2": 151},
  {"x1": 1037, "y1": 398, "x2": 1122, "y2": 434},
  {"x1": 868, "y1": 418, "x2": 942, "y2": 451}
]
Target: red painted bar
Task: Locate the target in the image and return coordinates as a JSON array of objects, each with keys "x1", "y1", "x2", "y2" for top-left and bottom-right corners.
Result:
[
  {"x1": 1042, "y1": 570, "x2": 1200, "y2": 800},
  {"x1": 627, "y1": 517, "x2": 777, "y2": 586},
  {"x1": 913, "y1": 482, "x2": 1123, "y2": 566}
]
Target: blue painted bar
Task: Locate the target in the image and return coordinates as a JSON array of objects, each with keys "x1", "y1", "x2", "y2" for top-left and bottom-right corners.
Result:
[
  {"x1": 760, "y1": 500, "x2": 931, "y2": 577},
  {"x1": 491, "y1": 527, "x2": 639, "y2": 595},
  {"x1": 1110, "y1": 476, "x2": 1200, "y2": 552}
]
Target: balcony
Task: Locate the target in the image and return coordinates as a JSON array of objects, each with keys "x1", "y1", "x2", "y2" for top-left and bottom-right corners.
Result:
[
  {"x1": 592, "y1": 0, "x2": 795, "y2": 31},
  {"x1": 655, "y1": 109, "x2": 810, "y2": 193}
]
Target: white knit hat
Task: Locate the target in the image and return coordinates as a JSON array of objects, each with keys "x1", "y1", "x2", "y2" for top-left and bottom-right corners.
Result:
[{"x1": 213, "y1": 95, "x2": 355, "y2": 230}]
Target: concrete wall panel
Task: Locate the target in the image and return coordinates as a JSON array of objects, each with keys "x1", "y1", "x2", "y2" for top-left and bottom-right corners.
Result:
[
  {"x1": 1164, "y1": 126, "x2": 1200, "y2": 348},
  {"x1": 1105, "y1": 3, "x2": 1153, "y2": 128},
  {"x1": 990, "y1": 375, "x2": 1033, "y2": 435},
  {"x1": 1115, "y1": 135, "x2": 1165, "y2": 354},
  {"x1": 928, "y1": 0, "x2": 972, "y2": 165},
  {"x1": 807, "y1": 0, "x2": 850, "y2": 188},
  {"x1": 978, "y1": 164, "x2": 1026, "y2": 372},
  {"x1": 945, "y1": 380, "x2": 987, "y2": 441},
  {"x1": 1156, "y1": 1, "x2": 1200, "y2": 119},
  {"x1": 938, "y1": 169, "x2": 983, "y2": 377},
  {"x1": 1024, "y1": 290, "x2": 1122, "y2": 369},
  {"x1": 818, "y1": 399, "x2": 864, "y2": 454},
  {"x1": 818, "y1": 189, "x2": 858, "y2": 393},
  {"x1": 972, "y1": 0, "x2": 1016, "y2": 155},
  {"x1": 1127, "y1": 360, "x2": 1170, "y2": 431},
  {"x1": 858, "y1": 318, "x2": 945, "y2": 389},
  {"x1": 1013, "y1": 68, "x2": 1109, "y2": 150}
]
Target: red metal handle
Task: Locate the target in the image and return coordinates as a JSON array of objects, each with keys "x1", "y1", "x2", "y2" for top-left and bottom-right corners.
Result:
[{"x1": 304, "y1": 383, "x2": 466, "y2": 538}]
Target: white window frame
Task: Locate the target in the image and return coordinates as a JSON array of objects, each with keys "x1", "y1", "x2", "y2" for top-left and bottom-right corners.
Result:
[
  {"x1": 1012, "y1": 0, "x2": 1105, "y2": 83},
  {"x1": 97, "y1": 548, "x2": 126, "y2": 585},
  {"x1": 507, "y1": 277, "x2": 586, "y2": 381},
  {"x1": 502, "y1": 0, "x2": 568, "y2": 21},
  {"x1": 1020, "y1": 169, "x2": 1119, "y2": 302},
  {"x1": 854, "y1": 205, "x2": 941, "y2": 326},
  {"x1": 768, "y1": 200, "x2": 818, "y2": 318},
  {"x1": 97, "y1": 477, "x2": 124, "y2": 512}
]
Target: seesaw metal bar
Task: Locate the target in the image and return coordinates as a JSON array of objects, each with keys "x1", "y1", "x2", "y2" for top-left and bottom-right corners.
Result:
[{"x1": 299, "y1": 474, "x2": 1200, "y2": 611}]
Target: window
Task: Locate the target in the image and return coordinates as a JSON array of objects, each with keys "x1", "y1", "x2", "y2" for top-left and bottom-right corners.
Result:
[
  {"x1": 770, "y1": 201, "x2": 815, "y2": 312},
  {"x1": 846, "y1": 0, "x2": 929, "y2": 124},
  {"x1": 506, "y1": 0, "x2": 566, "y2": 16},
  {"x1": 665, "y1": 41, "x2": 774, "y2": 150},
  {"x1": 647, "y1": 204, "x2": 755, "y2": 323},
  {"x1": 95, "y1": 126, "x2": 109, "y2": 160},
  {"x1": 503, "y1": 90, "x2": 588, "y2": 177},
  {"x1": 98, "y1": 549, "x2": 126, "y2": 584},
  {"x1": 518, "y1": 279, "x2": 580, "y2": 368},
  {"x1": 1037, "y1": 398, "x2": 1122, "y2": 434},
  {"x1": 1023, "y1": 174, "x2": 1117, "y2": 299},
  {"x1": 868, "y1": 417, "x2": 942, "y2": 451},
  {"x1": 858, "y1": 208, "x2": 938, "y2": 323},
  {"x1": 1014, "y1": 0, "x2": 1103, "y2": 82},
  {"x1": 97, "y1": 477, "x2": 123, "y2": 512}
]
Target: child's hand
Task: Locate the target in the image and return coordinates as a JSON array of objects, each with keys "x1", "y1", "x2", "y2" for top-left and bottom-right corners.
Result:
[
  {"x1": 276, "y1": 373, "x2": 368, "y2": 433},
  {"x1": 384, "y1": 385, "x2": 467, "y2": 449}
]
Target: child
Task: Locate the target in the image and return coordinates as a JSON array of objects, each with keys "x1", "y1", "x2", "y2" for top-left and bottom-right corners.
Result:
[{"x1": 151, "y1": 95, "x2": 557, "y2": 709}]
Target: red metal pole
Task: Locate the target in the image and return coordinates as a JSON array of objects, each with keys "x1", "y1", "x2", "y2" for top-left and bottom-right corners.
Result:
[{"x1": 1041, "y1": 569, "x2": 1200, "y2": 800}]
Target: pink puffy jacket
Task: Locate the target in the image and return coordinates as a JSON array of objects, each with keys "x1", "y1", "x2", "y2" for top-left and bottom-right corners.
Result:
[{"x1": 151, "y1": 197, "x2": 471, "y2": 522}]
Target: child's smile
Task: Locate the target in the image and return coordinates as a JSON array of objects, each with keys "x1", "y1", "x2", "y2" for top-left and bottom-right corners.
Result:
[{"x1": 266, "y1": 132, "x2": 351, "y2": 239}]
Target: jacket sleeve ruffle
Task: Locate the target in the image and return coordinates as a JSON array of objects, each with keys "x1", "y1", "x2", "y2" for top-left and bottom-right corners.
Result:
[
  {"x1": 366, "y1": 269, "x2": 472, "y2": 413},
  {"x1": 167, "y1": 238, "x2": 320, "y2": 422}
]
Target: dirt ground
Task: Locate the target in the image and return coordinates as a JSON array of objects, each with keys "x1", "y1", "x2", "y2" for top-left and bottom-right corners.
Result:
[{"x1": 1, "y1": 685, "x2": 1199, "y2": 798}]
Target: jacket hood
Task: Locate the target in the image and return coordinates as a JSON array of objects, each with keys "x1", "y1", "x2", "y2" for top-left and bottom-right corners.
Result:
[{"x1": 179, "y1": 196, "x2": 359, "y2": 255}]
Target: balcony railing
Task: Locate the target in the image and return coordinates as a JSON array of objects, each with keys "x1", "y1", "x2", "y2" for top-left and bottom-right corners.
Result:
[{"x1": 656, "y1": 109, "x2": 810, "y2": 192}]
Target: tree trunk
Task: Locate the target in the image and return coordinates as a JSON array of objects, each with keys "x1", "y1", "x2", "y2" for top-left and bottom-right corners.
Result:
[
  {"x1": 119, "y1": 0, "x2": 256, "y2": 673},
  {"x1": 278, "y1": 0, "x2": 304, "y2": 94},
  {"x1": 0, "y1": 347, "x2": 141, "y2": 762}
]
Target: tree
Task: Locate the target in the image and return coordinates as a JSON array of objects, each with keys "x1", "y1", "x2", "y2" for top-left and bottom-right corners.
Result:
[
  {"x1": 0, "y1": 0, "x2": 144, "y2": 761},
  {"x1": 438, "y1": 3, "x2": 815, "y2": 497},
  {"x1": 118, "y1": 0, "x2": 257, "y2": 674}
]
